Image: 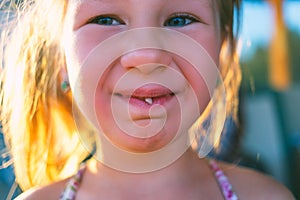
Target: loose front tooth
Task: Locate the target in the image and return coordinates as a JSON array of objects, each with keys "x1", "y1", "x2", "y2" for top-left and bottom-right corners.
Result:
[{"x1": 145, "y1": 98, "x2": 153, "y2": 105}]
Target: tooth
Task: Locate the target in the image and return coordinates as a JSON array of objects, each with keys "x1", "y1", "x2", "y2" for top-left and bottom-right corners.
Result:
[{"x1": 145, "y1": 98, "x2": 153, "y2": 105}]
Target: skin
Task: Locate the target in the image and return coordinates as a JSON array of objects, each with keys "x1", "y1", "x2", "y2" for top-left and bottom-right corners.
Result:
[
  {"x1": 63, "y1": 0, "x2": 219, "y2": 153},
  {"x1": 17, "y1": 156, "x2": 295, "y2": 200},
  {"x1": 15, "y1": 0, "x2": 295, "y2": 199}
]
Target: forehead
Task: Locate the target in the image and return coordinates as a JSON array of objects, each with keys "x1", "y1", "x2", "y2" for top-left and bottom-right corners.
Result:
[
  {"x1": 69, "y1": 0, "x2": 216, "y2": 21},
  {"x1": 72, "y1": 0, "x2": 213, "y2": 8}
]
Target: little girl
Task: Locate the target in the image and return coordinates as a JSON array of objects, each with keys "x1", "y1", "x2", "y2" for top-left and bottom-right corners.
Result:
[{"x1": 0, "y1": 0, "x2": 295, "y2": 199}]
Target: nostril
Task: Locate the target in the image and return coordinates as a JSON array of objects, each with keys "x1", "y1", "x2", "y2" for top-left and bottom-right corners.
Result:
[
  {"x1": 129, "y1": 63, "x2": 166, "y2": 75},
  {"x1": 120, "y1": 49, "x2": 172, "y2": 70}
]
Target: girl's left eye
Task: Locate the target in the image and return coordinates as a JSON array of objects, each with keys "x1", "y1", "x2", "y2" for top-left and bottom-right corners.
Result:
[
  {"x1": 88, "y1": 15, "x2": 125, "y2": 26},
  {"x1": 164, "y1": 14, "x2": 200, "y2": 27}
]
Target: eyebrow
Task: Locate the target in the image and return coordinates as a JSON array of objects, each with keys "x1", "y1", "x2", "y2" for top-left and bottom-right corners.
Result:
[
  {"x1": 88, "y1": 0, "x2": 117, "y2": 2},
  {"x1": 73, "y1": 0, "x2": 118, "y2": 6},
  {"x1": 75, "y1": 0, "x2": 213, "y2": 14},
  {"x1": 80, "y1": 0, "x2": 211, "y2": 5}
]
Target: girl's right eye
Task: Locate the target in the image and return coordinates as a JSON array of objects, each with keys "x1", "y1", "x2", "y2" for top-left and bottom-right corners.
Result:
[{"x1": 88, "y1": 15, "x2": 125, "y2": 26}]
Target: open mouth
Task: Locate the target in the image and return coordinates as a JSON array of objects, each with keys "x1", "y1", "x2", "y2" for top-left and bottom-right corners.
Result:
[
  {"x1": 114, "y1": 85, "x2": 176, "y2": 107},
  {"x1": 129, "y1": 93, "x2": 174, "y2": 106}
]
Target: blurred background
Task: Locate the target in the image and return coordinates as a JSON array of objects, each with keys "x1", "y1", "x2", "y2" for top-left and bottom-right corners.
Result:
[
  {"x1": 0, "y1": 0, "x2": 300, "y2": 199},
  {"x1": 238, "y1": 0, "x2": 300, "y2": 198}
]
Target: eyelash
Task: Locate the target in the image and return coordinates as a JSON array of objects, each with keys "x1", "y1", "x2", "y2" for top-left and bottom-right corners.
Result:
[
  {"x1": 164, "y1": 13, "x2": 201, "y2": 27},
  {"x1": 87, "y1": 15, "x2": 125, "y2": 26},
  {"x1": 87, "y1": 13, "x2": 201, "y2": 27}
]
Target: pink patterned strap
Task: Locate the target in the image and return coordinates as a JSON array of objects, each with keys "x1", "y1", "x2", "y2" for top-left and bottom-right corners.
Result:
[
  {"x1": 59, "y1": 160, "x2": 239, "y2": 200},
  {"x1": 59, "y1": 164, "x2": 86, "y2": 200},
  {"x1": 209, "y1": 159, "x2": 239, "y2": 200}
]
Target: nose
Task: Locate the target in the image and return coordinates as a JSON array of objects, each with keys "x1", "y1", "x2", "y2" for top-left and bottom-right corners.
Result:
[{"x1": 120, "y1": 49, "x2": 172, "y2": 74}]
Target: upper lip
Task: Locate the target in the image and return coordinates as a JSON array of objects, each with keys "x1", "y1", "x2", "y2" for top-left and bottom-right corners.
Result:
[{"x1": 114, "y1": 85, "x2": 175, "y2": 98}]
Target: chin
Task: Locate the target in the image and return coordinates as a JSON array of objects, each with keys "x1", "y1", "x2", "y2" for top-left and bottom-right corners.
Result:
[{"x1": 99, "y1": 119, "x2": 181, "y2": 153}]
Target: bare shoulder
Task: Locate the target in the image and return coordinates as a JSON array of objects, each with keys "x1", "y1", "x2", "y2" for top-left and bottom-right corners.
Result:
[
  {"x1": 217, "y1": 161, "x2": 295, "y2": 200},
  {"x1": 14, "y1": 179, "x2": 69, "y2": 200}
]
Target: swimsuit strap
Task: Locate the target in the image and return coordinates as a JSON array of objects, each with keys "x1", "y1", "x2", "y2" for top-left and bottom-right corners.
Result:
[
  {"x1": 209, "y1": 159, "x2": 239, "y2": 200},
  {"x1": 59, "y1": 160, "x2": 239, "y2": 200},
  {"x1": 59, "y1": 164, "x2": 86, "y2": 200}
]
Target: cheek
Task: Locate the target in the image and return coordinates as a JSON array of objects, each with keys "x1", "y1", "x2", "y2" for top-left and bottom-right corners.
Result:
[
  {"x1": 72, "y1": 27, "x2": 117, "y2": 63},
  {"x1": 66, "y1": 27, "x2": 122, "y2": 68},
  {"x1": 187, "y1": 30, "x2": 221, "y2": 109},
  {"x1": 187, "y1": 28, "x2": 221, "y2": 66},
  {"x1": 64, "y1": 27, "x2": 123, "y2": 96},
  {"x1": 173, "y1": 27, "x2": 221, "y2": 111},
  {"x1": 191, "y1": 73, "x2": 211, "y2": 113},
  {"x1": 176, "y1": 58, "x2": 211, "y2": 112}
]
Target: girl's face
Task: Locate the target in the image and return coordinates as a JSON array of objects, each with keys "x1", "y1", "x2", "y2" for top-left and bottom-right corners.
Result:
[{"x1": 64, "y1": 0, "x2": 221, "y2": 153}]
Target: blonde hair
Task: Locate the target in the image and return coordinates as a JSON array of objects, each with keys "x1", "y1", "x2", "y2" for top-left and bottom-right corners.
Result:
[
  {"x1": 0, "y1": 0, "x2": 241, "y2": 190},
  {"x1": 1, "y1": 0, "x2": 89, "y2": 190}
]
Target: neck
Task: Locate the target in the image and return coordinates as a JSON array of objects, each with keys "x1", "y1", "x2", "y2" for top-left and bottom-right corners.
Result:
[{"x1": 87, "y1": 148, "x2": 208, "y2": 190}]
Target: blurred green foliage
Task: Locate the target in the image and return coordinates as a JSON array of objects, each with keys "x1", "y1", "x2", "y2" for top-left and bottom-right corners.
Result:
[{"x1": 241, "y1": 29, "x2": 300, "y2": 92}]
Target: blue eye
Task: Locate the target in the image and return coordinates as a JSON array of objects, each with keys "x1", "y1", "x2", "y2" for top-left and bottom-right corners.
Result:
[
  {"x1": 165, "y1": 14, "x2": 199, "y2": 27},
  {"x1": 88, "y1": 15, "x2": 124, "y2": 26}
]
